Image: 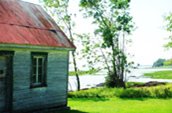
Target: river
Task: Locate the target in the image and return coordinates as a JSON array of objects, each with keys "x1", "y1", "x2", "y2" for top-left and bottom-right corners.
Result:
[{"x1": 68, "y1": 67, "x2": 172, "y2": 91}]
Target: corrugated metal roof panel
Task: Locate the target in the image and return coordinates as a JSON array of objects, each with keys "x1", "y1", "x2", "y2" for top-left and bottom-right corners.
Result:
[{"x1": 0, "y1": 0, "x2": 75, "y2": 49}]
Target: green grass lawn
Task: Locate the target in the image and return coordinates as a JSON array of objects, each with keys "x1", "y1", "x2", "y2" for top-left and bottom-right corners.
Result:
[
  {"x1": 144, "y1": 70, "x2": 172, "y2": 79},
  {"x1": 59, "y1": 98, "x2": 172, "y2": 113},
  {"x1": 69, "y1": 69, "x2": 98, "y2": 76},
  {"x1": 57, "y1": 83, "x2": 172, "y2": 113}
]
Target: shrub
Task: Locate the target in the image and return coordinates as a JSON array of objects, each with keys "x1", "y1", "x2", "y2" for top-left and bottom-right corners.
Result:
[
  {"x1": 118, "y1": 88, "x2": 151, "y2": 98},
  {"x1": 68, "y1": 83, "x2": 172, "y2": 99},
  {"x1": 68, "y1": 87, "x2": 117, "y2": 98},
  {"x1": 105, "y1": 71, "x2": 125, "y2": 88},
  {"x1": 118, "y1": 84, "x2": 172, "y2": 98}
]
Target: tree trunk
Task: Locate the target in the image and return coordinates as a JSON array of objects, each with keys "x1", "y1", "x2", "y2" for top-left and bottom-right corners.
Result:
[
  {"x1": 72, "y1": 51, "x2": 80, "y2": 91},
  {"x1": 68, "y1": 23, "x2": 80, "y2": 91},
  {"x1": 112, "y1": 37, "x2": 126, "y2": 88}
]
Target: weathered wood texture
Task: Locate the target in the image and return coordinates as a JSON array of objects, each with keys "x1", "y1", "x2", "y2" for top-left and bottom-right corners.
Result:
[
  {"x1": 0, "y1": 56, "x2": 6, "y2": 112},
  {"x1": 12, "y1": 50, "x2": 69, "y2": 111}
]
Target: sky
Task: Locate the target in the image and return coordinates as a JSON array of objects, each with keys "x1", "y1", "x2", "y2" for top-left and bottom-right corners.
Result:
[{"x1": 22, "y1": 0, "x2": 172, "y2": 65}]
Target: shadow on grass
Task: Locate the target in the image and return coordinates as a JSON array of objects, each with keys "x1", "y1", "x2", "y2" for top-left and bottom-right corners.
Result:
[
  {"x1": 69, "y1": 97, "x2": 109, "y2": 102},
  {"x1": 58, "y1": 109, "x2": 88, "y2": 113}
]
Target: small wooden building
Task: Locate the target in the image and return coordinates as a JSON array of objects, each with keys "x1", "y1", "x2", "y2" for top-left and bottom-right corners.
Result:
[{"x1": 0, "y1": 0, "x2": 75, "y2": 112}]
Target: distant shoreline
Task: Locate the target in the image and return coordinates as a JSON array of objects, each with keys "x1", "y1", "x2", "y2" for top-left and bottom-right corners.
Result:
[{"x1": 138, "y1": 65, "x2": 172, "y2": 69}]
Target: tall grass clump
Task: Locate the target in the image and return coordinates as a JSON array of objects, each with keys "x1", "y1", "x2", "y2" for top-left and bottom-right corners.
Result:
[
  {"x1": 118, "y1": 84, "x2": 172, "y2": 98},
  {"x1": 118, "y1": 88, "x2": 151, "y2": 98},
  {"x1": 68, "y1": 87, "x2": 122, "y2": 98},
  {"x1": 68, "y1": 83, "x2": 172, "y2": 99}
]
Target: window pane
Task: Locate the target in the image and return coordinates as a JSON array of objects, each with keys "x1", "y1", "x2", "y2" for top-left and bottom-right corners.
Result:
[
  {"x1": 32, "y1": 74, "x2": 36, "y2": 83},
  {"x1": 33, "y1": 65, "x2": 36, "y2": 75},
  {"x1": 38, "y1": 58, "x2": 43, "y2": 66},
  {"x1": 38, "y1": 75, "x2": 42, "y2": 83},
  {"x1": 33, "y1": 58, "x2": 36, "y2": 66},
  {"x1": 38, "y1": 66, "x2": 42, "y2": 82}
]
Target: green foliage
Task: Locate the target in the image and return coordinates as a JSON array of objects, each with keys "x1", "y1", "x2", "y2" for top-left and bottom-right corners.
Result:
[
  {"x1": 41, "y1": 0, "x2": 82, "y2": 91},
  {"x1": 111, "y1": 0, "x2": 130, "y2": 9},
  {"x1": 76, "y1": 33, "x2": 103, "y2": 70},
  {"x1": 119, "y1": 84, "x2": 172, "y2": 98},
  {"x1": 152, "y1": 58, "x2": 172, "y2": 67},
  {"x1": 65, "y1": 97, "x2": 172, "y2": 113},
  {"x1": 80, "y1": 0, "x2": 134, "y2": 88},
  {"x1": 80, "y1": 0, "x2": 101, "y2": 8},
  {"x1": 164, "y1": 12, "x2": 172, "y2": 48},
  {"x1": 118, "y1": 88, "x2": 151, "y2": 98},
  {"x1": 163, "y1": 58, "x2": 172, "y2": 66},
  {"x1": 144, "y1": 70, "x2": 172, "y2": 79},
  {"x1": 152, "y1": 58, "x2": 166, "y2": 67},
  {"x1": 105, "y1": 71, "x2": 125, "y2": 87},
  {"x1": 42, "y1": 0, "x2": 59, "y2": 7},
  {"x1": 69, "y1": 69, "x2": 98, "y2": 76},
  {"x1": 68, "y1": 83, "x2": 172, "y2": 99},
  {"x1": 68, "y1": 87, "x2": 121, "y2": 98}
]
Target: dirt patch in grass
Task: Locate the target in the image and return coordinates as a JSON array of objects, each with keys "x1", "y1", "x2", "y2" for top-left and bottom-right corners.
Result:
[{"x1": 131, "y1": 81, "x2": 166, "y2": 88}]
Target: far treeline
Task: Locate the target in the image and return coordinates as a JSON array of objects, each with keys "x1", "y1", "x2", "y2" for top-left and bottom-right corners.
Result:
[{"x1": 153, "y1": 58, "x2": 172, "y2": 67}]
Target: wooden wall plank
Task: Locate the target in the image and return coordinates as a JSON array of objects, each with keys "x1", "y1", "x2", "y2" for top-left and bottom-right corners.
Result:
[{"x1": 12, "y1": 50, "x2": 69, "y2": 111}]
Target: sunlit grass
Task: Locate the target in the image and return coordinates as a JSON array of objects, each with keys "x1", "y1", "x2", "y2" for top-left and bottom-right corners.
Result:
[
  {"x1": 144, "y1": 70, "x2": 172, "y2": 79},
  {"x1": 68, "y1": 84, "x2": 172, "y2": 98},
  {"x1": 57, "y1": 84, "x2": 172, "y2": 113},
  {"x1": 64, "y1": 98, "x2": 172, "y2": 113}
]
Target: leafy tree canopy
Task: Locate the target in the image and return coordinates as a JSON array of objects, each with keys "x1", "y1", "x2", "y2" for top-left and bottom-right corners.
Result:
[
  {"x1": 80, "y1": 0, "x2": 134, "y2": 88},
  {"x1": 164, "y1": 12, "x2": 172, "y2": 48},
  {"x1": 152, "y1": 58, "x2": 166, "y2": 67}
]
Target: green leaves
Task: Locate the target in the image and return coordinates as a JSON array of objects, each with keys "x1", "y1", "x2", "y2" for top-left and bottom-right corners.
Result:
[
  {"x1": 116, "y1": 12, "x2": 133, "y2": 34},
  {"x1": 42, "y1": 0, "x2": 60, "y2": 7},
  {"x1": 164, "y1": 13, "x2": 172, "y2": 48},
  {"x1": 80, "y1": 0, "x2": 101, "y2": 8},
  {"x1": 110, "y1": 0, "x2": 130, "y2": 9},
  {"x1": 64, "y1": 15, "x2": 71, "y2": 22},
  {"x1": 80, "y1": 0, "x2": 134, "y2": 87},
  {"x1": 80, "y1": 0, "x2": 133, "y2": 48},
  {"x1": 165, "y1": 13, "x2": 172, "y2": 32}
]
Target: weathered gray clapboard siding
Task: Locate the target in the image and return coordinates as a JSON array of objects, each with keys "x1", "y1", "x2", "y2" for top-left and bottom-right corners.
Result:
[{"x1": 13, "y1": 50, "x2": 69, "y2": 111}]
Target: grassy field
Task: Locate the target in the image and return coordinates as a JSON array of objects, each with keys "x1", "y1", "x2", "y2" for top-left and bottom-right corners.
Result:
[
  {"x1": 63, "y1": 98, "x2": 172, "y2": 113},
  {"x1": 144, "y1": 70, "x2": 172, "y2": 79},
  {"x1": 56, "y1": 84, "x2": 172, "y2": 113}
]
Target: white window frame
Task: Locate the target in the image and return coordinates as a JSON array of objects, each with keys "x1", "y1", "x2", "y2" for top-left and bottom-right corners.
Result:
[{"x1": 31, "y1": 53, "x2": 47, "y2": 88}]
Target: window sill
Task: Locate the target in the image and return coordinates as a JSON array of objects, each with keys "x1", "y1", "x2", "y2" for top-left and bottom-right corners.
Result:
[{"x1": 30, "y1": 83, "x2": 47, "y2": 89}]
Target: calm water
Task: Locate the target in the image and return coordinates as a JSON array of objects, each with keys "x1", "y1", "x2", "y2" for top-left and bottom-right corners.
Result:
[{"x1": 68, "y1": 67, "x2": 172, "y2": 91}]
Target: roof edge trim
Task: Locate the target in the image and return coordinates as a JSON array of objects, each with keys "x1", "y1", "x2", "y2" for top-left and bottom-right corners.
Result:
[{"x1": 0, "y1": 44, "x2": 75, "y2": 51}]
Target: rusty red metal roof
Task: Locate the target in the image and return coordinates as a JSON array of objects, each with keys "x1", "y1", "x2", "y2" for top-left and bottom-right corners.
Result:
[{"x1": 0, "y1": 0, "x2": 75, "y2": 49}]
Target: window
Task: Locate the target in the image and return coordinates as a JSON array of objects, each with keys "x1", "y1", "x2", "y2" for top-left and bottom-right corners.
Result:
[{"x1": 31, "y1": 53, "x2": 47, "y2": 88}]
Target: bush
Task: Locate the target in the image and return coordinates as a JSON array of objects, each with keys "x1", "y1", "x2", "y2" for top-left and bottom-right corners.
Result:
[
  {"x1": 117, "y1": 84, "x2": 172, "y2": 98},
  {"x1": 68, "y1": 87, "x2": 119, "y2": 98},
  {"x1": 105, "y1": 71, "x2": 125, "y2": 88},
  {"x1": 68, "y1": 83, "x2": 172, "y2": 99},
  {"x1": 118, "y1": 88, "x2": 151, "y2": 98}
]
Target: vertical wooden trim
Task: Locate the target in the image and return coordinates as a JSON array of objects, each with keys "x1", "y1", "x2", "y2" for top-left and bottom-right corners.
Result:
[
  {"x1": 36, "y1": 58, "x2": 39, "y2": 83},
  {"x1": 44, "y1": 53, "x2": 48, "y2": 86},
  {"x1": 0, "y1": 51, "x2": 14, "y2": 112},
  {"x1": 30, "y1": 53, "x2": 33, "y2": 87},
  {"x1": 65, "y1": 51, "x2": 70, "y2": 107},
  {"x1": 8, "y1": 54, "x2": 13, "y2": 113}
]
